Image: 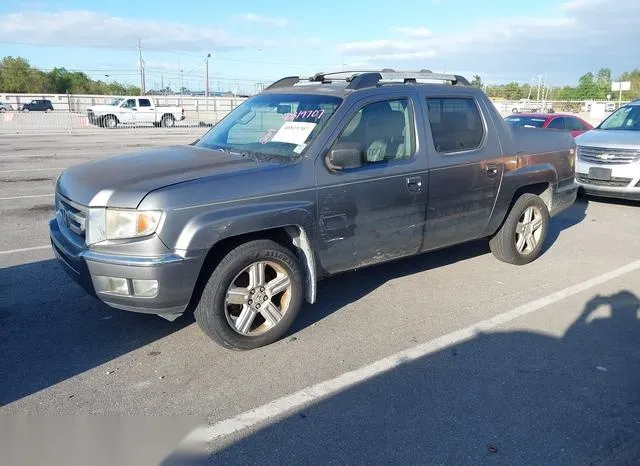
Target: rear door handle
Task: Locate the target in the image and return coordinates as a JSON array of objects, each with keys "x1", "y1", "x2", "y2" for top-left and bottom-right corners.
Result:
[{"x1": 406, "y1": 176, "x2": 422, "y2": 191}]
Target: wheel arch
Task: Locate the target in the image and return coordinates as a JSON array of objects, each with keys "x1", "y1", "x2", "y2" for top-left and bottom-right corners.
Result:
[
  {"x1": 187, "y1": 225, "x2": 317, "y2": 313},
  {"x1": 486, "y1": 164, "x2": 556, "y2": 236}
]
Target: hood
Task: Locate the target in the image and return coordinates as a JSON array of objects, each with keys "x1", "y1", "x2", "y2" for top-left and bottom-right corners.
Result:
[
  {"x1": 56, "y1": 145, "x2": 260, "y2": 208},
  {"x1": 575, "y1": 129, "x2": 640, "y2": 149}
]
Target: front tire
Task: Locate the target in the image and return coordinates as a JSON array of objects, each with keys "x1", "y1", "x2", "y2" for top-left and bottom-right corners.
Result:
[
  {"x1": 104, "y1": 115, "x2": 118, "y2": 129},
  {"x1": 194, "y1": 239, "x2": 304, "y2": 350},
  {"x1": 489, "y1": 193, "x2": 549, "y2": 265}
]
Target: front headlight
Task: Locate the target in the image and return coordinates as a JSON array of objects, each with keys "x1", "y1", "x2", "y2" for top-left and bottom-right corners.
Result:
[{"x1": 86, "y1": 208, "x2": 162, "y2": 245}]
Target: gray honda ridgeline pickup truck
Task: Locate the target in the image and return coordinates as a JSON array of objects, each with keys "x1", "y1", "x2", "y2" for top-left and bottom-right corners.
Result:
[{"x1": 50, "y1": 70, "x2": 578, "y2": 350}]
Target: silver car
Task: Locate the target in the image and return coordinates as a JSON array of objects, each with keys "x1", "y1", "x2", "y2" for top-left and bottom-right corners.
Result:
[
  {"x1": 575, "y1": 100, "x2": 640, "y2": 201},
  {"x1": 0, "y1": 102, "x2": 14, "y2": 112}
]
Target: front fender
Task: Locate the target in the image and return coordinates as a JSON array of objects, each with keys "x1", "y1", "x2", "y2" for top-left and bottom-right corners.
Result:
[{"x1": 171, "y1": 201, "x2": 316, "y2": 253}]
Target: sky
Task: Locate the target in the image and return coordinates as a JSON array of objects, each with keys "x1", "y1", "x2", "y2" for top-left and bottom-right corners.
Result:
[{"x1": 0, "y1": 0, "x2": 638, "y2": 93}]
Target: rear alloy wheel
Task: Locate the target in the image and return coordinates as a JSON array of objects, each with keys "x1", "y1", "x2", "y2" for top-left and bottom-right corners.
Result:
[
  {"x1": 161, "y1": 114, "x2": 175, "y2": 128},
  {"x1": 489, "y1": 193, "x2": 549, "y2": 265},
  {"x1": 194, "y1": 239, "x2": 304, "y2": 350}
]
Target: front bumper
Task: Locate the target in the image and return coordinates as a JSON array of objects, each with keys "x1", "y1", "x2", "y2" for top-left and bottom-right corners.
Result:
[
  {"x1": 576, "y1": 159, "x2": 640, "y2": 201},
  {"x1": 49, "y1": 218, "x2": 205, "y2": 316}
]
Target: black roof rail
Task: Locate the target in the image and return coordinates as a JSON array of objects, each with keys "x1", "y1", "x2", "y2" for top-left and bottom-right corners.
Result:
[
  {"x1": 264, "y1": 76, "x2": 300, "y2": 90},
  {"x1": 263, "y1": 70, "x2": 470, "y2": 92}
]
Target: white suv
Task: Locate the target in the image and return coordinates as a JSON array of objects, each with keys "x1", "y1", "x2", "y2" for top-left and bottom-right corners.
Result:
[{"x1": 575, "y1": 100, "x2": 640, "y2": 201}]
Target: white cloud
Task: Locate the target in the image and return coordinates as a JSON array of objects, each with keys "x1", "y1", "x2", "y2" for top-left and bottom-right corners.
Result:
[
  {"x1": 0, "y1": 10, "x2": 256, "y2": 51},
  {"x1": 393, "y1": 27, "x2": 433, "y2": 38},
  {"x1": 336, "y1": 0, "x2": 639, "y2": 83},
  {"x1": 238, "y1": 13, "x2": 290, "y2": 28}
]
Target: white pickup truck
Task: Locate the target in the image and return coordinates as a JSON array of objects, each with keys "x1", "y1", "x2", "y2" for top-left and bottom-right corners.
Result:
[{"x1": 87, "y1": 97, "x2": 185, "y2": 128}]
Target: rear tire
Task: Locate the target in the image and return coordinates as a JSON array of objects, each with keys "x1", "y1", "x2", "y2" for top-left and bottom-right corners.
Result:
[
  {"x1": 489, "y1": 193, "x2": 549, "y2": 265},
  {"x1": 194, "y1": 239, "x2": 304, "y2": 350},
  {"x1": 511, "y1": 108, "x2": 519, "y2": 113}
]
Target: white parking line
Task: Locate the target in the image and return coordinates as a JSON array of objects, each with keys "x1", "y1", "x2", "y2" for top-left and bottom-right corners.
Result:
[
  {"x1": 0, "y1": 167, "x2": 65, "y2": 174},
  {"x1": 0, "y1": 245, "x2": 51, "y2": 256},
  {"x1": 0, "y1": 194, "x2": 53, "y2": 201},
  {"x1": 179, "y1": 258, "x2": 640, "y2": 446}
]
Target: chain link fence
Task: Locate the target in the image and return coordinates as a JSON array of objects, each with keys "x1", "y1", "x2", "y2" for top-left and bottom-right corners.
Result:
[
  {"x1": 1, "y1": 93, "x2": 631, "y2": 134},
  {"x1": 0, "y1": 93, "x2": 247, "y2": 134}
]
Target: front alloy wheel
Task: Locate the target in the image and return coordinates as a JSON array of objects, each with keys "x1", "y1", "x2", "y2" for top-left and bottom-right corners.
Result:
[
  {"x1": 194, "y1": 239, "x2": 304, "y2": 350},
  {"x1": 225, "y1": 261, "x2": 293, "y2": 336}
]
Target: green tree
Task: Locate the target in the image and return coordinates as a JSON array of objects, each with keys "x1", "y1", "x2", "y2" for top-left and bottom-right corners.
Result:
[
  {"x1": 0, "y1": 56, "x2": 39, "y2": 92},
  {"x1": 470, "y1": 74, "x2": 483, "y2": 88}
]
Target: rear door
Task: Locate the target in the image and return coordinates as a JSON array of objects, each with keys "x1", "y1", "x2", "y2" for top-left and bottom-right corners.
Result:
[
  {"x1": 421, "y1": 94, "x2": 504, "y2": 251},
  {"x1": 135, "y1": 98, "x2": 156, "y2": 124},
  {"x1": 315, "y1": 93, "x2": 429, "y2": 274}
]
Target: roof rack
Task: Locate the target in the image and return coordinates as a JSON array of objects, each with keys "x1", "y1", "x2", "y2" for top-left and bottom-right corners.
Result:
[{"x1": 264, "y1": 69, "x2": 470, "y2": 91}]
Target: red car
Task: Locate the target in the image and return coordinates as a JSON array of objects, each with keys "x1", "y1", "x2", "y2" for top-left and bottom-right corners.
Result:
[{"x1": 504, "y1": 113, "x2": 593, "y2": 138}]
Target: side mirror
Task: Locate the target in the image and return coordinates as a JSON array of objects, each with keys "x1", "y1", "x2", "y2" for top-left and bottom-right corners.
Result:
[
  {"x1": 276, "y1": 104, "x2": 292, "y2": 114},
  {"x1": 325, "y1": 142, "x2": 363, "y2": 171}
]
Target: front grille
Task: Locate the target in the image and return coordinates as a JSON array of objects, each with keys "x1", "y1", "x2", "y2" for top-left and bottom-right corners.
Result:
[
  {"x1": 56, "y1": 194, "x2": 87, "y2": 239},
  {"x1": 578, "y1": 146, "x2": 640, "y2": 165},
  {"x1": 576, "y1": 174, "x2": 632, "y2": 187}
]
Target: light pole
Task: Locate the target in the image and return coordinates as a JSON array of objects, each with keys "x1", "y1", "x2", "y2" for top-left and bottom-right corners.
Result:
[
  {"x1": 205, "y1": 53, "x2": 211, "y2": 98},
  {"x1": 180, "y1": 69, "x2": 184, "y2": 95}
]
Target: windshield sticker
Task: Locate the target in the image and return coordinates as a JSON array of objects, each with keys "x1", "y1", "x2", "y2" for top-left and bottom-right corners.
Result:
[
  {"x1": 283, "y1": 109, "x2": 325, "y2": 121},
  {"x1": 271, "y1": 122, "x2": 317, "y2": 145},
  {"x1": 293, "y1": 143, "x2": 307, "y2": 154},
  {"x1": 260, "y1": 128, "x2": 278, "y2": 144}
]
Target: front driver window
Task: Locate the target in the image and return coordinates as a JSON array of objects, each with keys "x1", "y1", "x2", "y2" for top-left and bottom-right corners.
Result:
[
  {"x1": 334, "y1": 98, "x2": 416, "y2": 164},
  {"x1": 122, "y1": 99, "x2": 136, "y2": 108}
]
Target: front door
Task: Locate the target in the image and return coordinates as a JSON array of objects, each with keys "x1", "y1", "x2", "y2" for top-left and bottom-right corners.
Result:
[
  {"x1": 118, "y1": 98, "x2": 136, "y2": 124},
  {"x1": 315, "y1": 95, "x2": 429, "y2": 274},
  {"x1": 421, "y1": 95, "x2": 504, "y2": 250}
]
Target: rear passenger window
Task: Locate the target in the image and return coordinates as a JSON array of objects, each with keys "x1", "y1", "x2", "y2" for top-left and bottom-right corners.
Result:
[
  {"x1": 426, "y1": 98, "x2": 484, "y2": 153},
  {"x1": 565, "y1": 118, "x2": 584, "y2": 131},
  {"x1": 138, "y1": 99, "x2": 152, "y2": 107},
  {"x1": 547, "y1": 118, "x2": 566, "y2": 130}
]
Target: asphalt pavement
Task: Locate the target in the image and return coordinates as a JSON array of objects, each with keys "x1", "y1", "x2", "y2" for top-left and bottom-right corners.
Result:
[{"x1": 1, "y1": 130, "x2": 639, "y2": 465}]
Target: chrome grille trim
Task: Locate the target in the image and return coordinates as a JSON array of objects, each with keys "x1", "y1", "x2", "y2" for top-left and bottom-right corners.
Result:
[
  {"x1": 577, "y1": 146, "x2": 640, "y2": 165},
  {"x1": 56, "y1": 193, "x2": 88, "y2": 238}
]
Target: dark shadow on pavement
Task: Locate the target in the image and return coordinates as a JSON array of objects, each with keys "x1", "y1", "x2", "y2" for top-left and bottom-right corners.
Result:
[
  {"x1": 209, "y1": 290, "x2": 640, "y2": 465},
  {"x1": 0, "y1": 259, "x2": 192, "y2": 406}
]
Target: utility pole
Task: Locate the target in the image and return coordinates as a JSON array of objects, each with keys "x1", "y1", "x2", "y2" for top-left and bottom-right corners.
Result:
[
  {"x1": 180, "y1": 69, "x2": 184, "y2": 95},
  {"x1": 161, "y1": 75, "x2": 164, "y2": 93},
  {"x1": 138, "y1": 39, "x2": 146, "y2": 94},
  {"x1": 205, "y1": 53, "x2": 211, "y2": 98}
]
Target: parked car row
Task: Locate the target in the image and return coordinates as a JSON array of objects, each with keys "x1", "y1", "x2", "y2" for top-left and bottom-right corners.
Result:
[
  {"x1": 0, "y1": 99, "x2": 55, "y2": 112},
  {"x1": 504, "y1": 101, "x2": 640, "y2": 201}
]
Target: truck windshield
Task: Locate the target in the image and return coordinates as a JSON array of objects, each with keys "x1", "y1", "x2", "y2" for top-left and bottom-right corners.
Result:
[
  {"x1": 597, "y1": 105, "x2": 640, "y2": 131},
  {"x1": 110, "y1": 98, "x2": 124, "y2": 106},
  {"x1": 197, "y1": 93, "x2": 342, "y2": 159}
]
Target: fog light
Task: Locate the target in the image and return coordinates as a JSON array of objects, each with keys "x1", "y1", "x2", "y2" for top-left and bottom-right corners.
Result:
[
  {"x1": 94, "y1": 276, "x2": 130, "y2": 295},
  {"x1": 106, "y1": 277, "x2": 129, "y2": 295},
  {"x1": 132, "y1": 279, "x2": 158, "y2": 297}
]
